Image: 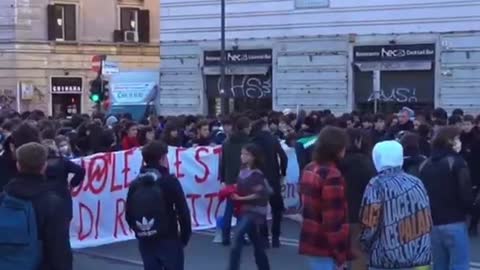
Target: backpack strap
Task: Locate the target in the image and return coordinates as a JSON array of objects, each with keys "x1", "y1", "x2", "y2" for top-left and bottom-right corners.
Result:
[{"x1": 418, "y1": 158, "x2": 431, "y2": 174}]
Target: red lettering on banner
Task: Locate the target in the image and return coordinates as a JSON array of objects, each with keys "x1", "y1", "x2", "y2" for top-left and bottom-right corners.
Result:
[
  {"x1": 83, "y1": 153, "x2": 112, "y2": 195},
  {"x1": 78, "y1": 203, "x2": 94, "y2": 241},
  {"x1": 110, "y1": 154, "x2": 122, "y2": 192},
  {"x1": 114, "y1": 198, "x2": 128, "y2": 238},
  {"x1": 94, "y1": 200, "x2": 101, "y2": 239},
  {"x1": 186, "y1": 193, "x2": 201, "y2": 227},
  {"x1": 204, "y1": 192, "x2": 217, "y2": 225},
  {"x1": 123, "y1": 149, "x2": 135, "y2": 188},
  {"x1": 213, "y1": 147, "x2": 222, "y2": 182},
  {"x1": 175, "y1": 148, "x2": 186, "y2": 179},
  {"x1": 194, "y1": 147, "x2": 210, "y2": 184}
]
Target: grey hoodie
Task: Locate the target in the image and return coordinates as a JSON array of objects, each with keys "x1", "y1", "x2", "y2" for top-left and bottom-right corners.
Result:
[{"x1": 359, "y1": 141, "x2": 432, "y2": 269}]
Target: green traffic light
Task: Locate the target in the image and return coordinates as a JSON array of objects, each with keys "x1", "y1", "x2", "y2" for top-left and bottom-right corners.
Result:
[{"x1": 91, "y1": 94, "x2": 100, "y2": 102}]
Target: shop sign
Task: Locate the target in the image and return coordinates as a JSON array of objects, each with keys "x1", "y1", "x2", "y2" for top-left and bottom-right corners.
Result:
[
  {"x1": 204, "y1": 49, "x2": 272, "y2": 66},
  {"x1": 354, "y1": 44, "x2": 435, "y2": 62},
  {"x1": 111, "y1": 82, "x2": 157, "y2": 104},
  {"x1": 51, "y1": 77, "x2": 83, "y2": 93}
]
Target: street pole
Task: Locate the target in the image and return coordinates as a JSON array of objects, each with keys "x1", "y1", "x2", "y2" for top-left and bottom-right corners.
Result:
[{"x1": 219, "y1": 0, "x2": 227, "y2": 115}]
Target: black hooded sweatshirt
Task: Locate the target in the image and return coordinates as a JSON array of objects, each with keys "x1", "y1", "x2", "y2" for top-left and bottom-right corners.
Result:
[
  {"x1": 251, "y1": 130, "x2": 288, "y2": 188},
  {"x1": 3, "y1": 173, "x2": 72, "y2": 270},
  {"x1": 127, "y1": 165, "x2": 192, "y2": 246},
  {"x1": 220, "y1": 131, "x2": 250, "y2": 185},
  {"x1": 419, "y1": 149, "x2": 473, "y2": 226}
]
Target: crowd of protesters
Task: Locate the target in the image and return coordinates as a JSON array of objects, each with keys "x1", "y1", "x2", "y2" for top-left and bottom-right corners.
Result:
[{"x1": 1, "y1": 106, "x2": 480, "y2": 270}]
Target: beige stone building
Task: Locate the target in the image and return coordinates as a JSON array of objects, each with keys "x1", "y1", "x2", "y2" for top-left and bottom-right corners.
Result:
[{"x1": 0, "y1": 0, "x2": 160, "y2": 116}]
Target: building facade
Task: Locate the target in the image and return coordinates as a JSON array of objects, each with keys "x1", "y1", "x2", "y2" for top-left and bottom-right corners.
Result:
[
  {"x1": 159, "y1": 0, "x2": 480, "y2": 115},
  {"x1": 0, "y1": 0, "x2": 160, "y2": 116}
]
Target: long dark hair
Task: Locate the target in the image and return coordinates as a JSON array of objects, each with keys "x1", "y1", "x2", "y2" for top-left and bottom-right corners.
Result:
[{"x1": 242, "y1": 143, "x2": 264, "y2": 170}]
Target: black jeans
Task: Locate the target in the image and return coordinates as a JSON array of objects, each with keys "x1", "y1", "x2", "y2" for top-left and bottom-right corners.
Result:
[
  {"x1": 261, "y1": 183, "x2": 284, "y2": 241},
  {"x1": 138, "y1": 239, "x2": 184, "y2": 270},
  {"x1": 228, "y1": 216, "x2": 270, "y2": 270}
]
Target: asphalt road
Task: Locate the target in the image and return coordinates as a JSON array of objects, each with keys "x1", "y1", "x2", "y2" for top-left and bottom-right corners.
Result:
[{"x1": 74, "y1": 219, "x2": 480, "y2": 270}]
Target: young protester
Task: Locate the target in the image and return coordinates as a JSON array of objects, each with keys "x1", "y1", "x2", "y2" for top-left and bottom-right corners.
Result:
[
  {"x1": 299, "y1": 126, "x2": 351, "y2": 269},
  {"x1": 191, "y1": 120, "x2": 212, "y2": 147},
  {"x1": 227, "y1": 143, "x2": 271, "y2": 270},
  {"x1": 121, "y1": 122, "x2": 140, "y2": 150},
  {"x1": 400, "y1": 132, "x2": 427, "y2": 177},
  {"x1": 42, "y1": 139, "x2": 85, "y2": 223},
  {"x1": 0, "y1": 142, "x2": 72, "y2": 270},
  {"x1": 126, "y1": 141, "x2": 191, "y2": 270},
  {"x1": 0, "y1": 122, "x2": 41, "y2": 190},
  {"x1": 338, "y1": 128, "x2": 376, "y2": 270},
  {"x1": 359, "y1": 140, "x2": 432, "y2": 270},
  {"x1": 419, "y1": 126, "x2": 477, "y2": 269},
  {"x1": 137, "y1": 125, "x2": 155, "y2": 146},
  {"x1": 220, "y1": 117, "x2": 252, "y2": 246},
  {"x1": 251, "y1": 119, "x2": 288, "y2": 248}
]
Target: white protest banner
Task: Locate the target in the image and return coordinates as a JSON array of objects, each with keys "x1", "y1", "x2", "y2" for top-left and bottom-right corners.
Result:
[{"x1": 69, "y1": 145, "x2": 301, "y2": 248}]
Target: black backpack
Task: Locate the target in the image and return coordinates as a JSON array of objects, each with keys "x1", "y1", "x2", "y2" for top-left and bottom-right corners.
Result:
[{"x1": 125, "y1": 169, "x2": 169, "y2": 239}]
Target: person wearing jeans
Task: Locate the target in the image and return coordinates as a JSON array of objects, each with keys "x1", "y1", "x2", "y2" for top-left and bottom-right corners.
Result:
[
  {"x1": 228, "y1": 216, "x2": 270, "y2": 270},
  {"x1": 419, "y1": 127, "x2": 476, "y2": 270},
  {"x1": 222, "y1": 199, "x2": 235, "y2": 245},
  {"x1": 431, "y1": 222, "x2": 470, "y2": 270}
]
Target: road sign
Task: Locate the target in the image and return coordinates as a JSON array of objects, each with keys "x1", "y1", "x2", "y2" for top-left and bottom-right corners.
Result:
[
  {"x1": 91, "y1": 55, "x2": 104, "y2": 73},
  {"x1": 102, "y1": 61, "x2": 119, "y2": 75}
]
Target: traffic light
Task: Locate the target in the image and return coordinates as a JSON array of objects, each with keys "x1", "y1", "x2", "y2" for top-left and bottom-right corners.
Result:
[
  {"x1": 89, "y1": 76, "x2": 102, "y2": 103},
  {"x1": 89, "y1": 76, "x2": 109, "y2": 104}
]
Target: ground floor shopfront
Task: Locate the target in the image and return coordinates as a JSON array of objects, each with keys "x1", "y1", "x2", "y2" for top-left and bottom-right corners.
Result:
[
  {"x1": 159, "y1": 31, "x2": 480, "y2": 116},
  {"x1": 0, "y1": 42, "x2": 159, "y2": 116}
]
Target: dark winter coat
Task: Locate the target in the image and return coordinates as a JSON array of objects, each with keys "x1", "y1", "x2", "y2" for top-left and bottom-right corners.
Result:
[
  {"x1": 219, "y1": 132, "x2": 250, "y2": 185},
  {"x1": 3, "y1": 173, "x2": 73, "y2": 270},
  {"x1": 419, "y1": 149, "x2": 474, "y2": 225},
  {"x1": 339, "y1": 151, "x2": 376, "y2": 223},
  {"x1": 251, "y1": 130, "x2": 288, "y2": 187}
]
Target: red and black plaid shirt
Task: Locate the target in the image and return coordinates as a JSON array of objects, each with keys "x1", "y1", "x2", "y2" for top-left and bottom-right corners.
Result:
[{"x1": 299, "y1": 162, "x2": 351, "y2": 265}]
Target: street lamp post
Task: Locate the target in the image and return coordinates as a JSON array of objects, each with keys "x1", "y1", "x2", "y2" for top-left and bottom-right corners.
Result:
[{"x1": 219, "y1": 0, "x2": 227, "y2": 115}]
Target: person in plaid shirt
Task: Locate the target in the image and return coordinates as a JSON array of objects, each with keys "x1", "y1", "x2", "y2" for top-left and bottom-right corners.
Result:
[{"x1": 299, "y1": 126, "x2": 352, "y2": 270}]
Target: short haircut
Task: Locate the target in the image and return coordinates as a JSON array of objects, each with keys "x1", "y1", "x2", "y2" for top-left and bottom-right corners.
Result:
[
  {"x1": 16, "y1": 142, "x2": 48, "y2": 174},
  {"x1": 142, "y1": 140, "x2": 168, "y2": 165},
  {"x1": 313, "y1": 126, "x2": 348, "y2": 163},
  {"x1": 235, "y1": 117, "x2": 251, "y2": 132},
  {"x1": 400, "y1": 132, "x2": 420, "y2": 156},
  {"x1": 11, "y1": 122, "x2": 41, "y2": 148},
  {"x1": 464, "y1": 115, "x2": 475, "y2": 123},
  {"x1": 251, "y1": 119, "x2": 267, "y2": 135},
  {"x1": 448, "y1": 115, "x2": 462, "y2": 126},
  {"x1": 196, "y1": 120, "x2": 210, "y2": 130},
  {"x1": 432, "y1": 126, "x2": 461, "y2": 150}
]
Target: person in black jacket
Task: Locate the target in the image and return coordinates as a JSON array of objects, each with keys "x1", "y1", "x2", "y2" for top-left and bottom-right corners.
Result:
[
  {"x1": 3, "y1": 142, "x2": 72, "y2": 270},
  {"x1": 338, "y1": 128, "x2": 376, "y2": 270},
  {"x1": 419, "y1": 126, "x2": 477, "y2": 269},
  {"x1": 400, "y1": 132, "x2": 427, "y2": 178},
  {"x1": 251, "y1": 119, "x2": 288, "y2": 248},
  {"x1": 127, "y1": 141, "x2": 191, "y2": 270},
  {"x1": 460, "y1": 115, "x2": 480, "y2": 235},
  {"x1": 0, "y1": 122, "x2": 41, "y2": 191},
  {"x1": 42, "y1": 139, "x2": 85, "y2": 223},
  {"x1": 220, "y1": 117, "x2": 251, "y2": 246}
]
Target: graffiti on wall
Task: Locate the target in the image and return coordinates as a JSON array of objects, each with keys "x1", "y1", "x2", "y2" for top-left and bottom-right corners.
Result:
[
  {"x1": 367, "y1": 88, "x2": 418, "y2": 103},
  {"x1": 0, "y1": 89, "x2": 16, "y2": 111}
]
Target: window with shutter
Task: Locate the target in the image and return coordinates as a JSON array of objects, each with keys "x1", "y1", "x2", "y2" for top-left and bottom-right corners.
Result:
[
  {"x1": 47, "y1": 4, "x2": 77, "y2": 41},
  {"x1": 120, "y1": 7, "x2": 139, "y2": 42}
]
